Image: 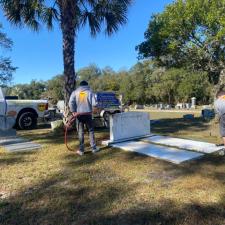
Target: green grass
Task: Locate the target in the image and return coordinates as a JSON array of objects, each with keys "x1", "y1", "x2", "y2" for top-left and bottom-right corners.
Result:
[{"x1": 0, "y1": 112, "x2": 225, "y2": 225}]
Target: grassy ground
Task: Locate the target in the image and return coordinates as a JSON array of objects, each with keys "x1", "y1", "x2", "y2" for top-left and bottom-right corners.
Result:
[{"x1": 0, "y1": 112, "x2": 225, "y2": 225}]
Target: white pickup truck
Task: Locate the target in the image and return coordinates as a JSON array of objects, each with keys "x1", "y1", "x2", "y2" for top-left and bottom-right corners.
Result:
[{"x1": 0, "y1": 87, "x2": 48, "y2": 130}]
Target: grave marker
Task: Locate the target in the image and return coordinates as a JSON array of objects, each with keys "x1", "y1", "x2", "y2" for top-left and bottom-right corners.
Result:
[{"x1": 109, "y1": 112, "x2": 151, "y2": 143}]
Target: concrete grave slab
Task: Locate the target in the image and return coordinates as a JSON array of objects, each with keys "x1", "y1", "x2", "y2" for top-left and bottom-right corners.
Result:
[
  {"x1": 4, "y1": 142, "x2": 41, "y2": 152},
  {"x1": 102, "y1": 134, "x2": 154, "y2": 146},
  {"x1": 142, "y1": 135, "x2": 223, "y2": 154},
  {"x1": 0, "y1": 137, "x2": 28, "y2": 146},
  {"x1": 110, "y1": 112, "x2": 151, "y2": 142},
  {"x1": 112, "y1": 141, "x2": 204, "y2": 164},
  {"x1": 0, "y1": 135, "x2": 42, "y2": 152}
]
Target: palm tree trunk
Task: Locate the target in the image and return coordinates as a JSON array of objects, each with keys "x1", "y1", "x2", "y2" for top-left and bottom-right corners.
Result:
[{"x1": 60, "y1": 2, "x2": 76, "y2": 121}]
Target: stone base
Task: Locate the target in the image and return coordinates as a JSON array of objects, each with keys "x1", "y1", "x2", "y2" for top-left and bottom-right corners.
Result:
[
  {"x1": 0, "y1": 129, "x2": 16, "y2": 138},
  {"x1": 102, "y1": 134, "x2": 154, "y2": 146},
  {"x1": 112, "y1": 141, "x2": 204, "y2": 164}
]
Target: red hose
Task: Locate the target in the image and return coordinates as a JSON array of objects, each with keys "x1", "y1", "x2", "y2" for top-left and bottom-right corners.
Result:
[{"x1": 64, "y1": 112, "x2": 92, "y2": 151}]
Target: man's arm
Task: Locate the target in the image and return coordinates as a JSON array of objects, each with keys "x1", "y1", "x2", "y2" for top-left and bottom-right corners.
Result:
[
  {"x1": 214, "y1": 100, "x2": 220, "y2": 116},
  {"x1": 91, "y1": 93, "x2": 97, "y2": 107},
  {"x1": 69, "y1": 91, "x2": 77, "y2": 113}
]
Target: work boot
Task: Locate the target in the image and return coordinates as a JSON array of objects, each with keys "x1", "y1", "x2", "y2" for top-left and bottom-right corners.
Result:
[
  {"x1": 92, "y1": 147, "x2": 100, "y2": 153},
  {"x1": 76, "y1": 150, "x2": 84, "y2": 156}
]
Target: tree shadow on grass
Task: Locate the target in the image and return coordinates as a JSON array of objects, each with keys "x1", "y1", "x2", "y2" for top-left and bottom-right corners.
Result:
[
  {"x1": 154, "y1": 154, "x2": 225, "y2": 185},
  {"x1": 1, "y1": 143, "x2": 225, "y2": 225},
  {"x1": 152, "y1": 117, "x2": 211, "y2": 135},
  {"x1": 18, "y1": 127, "x2": 109, "y2": 147},
  {"x1": 87, "y1": 197, "x2": 225, "y2": 225},
  {"x1": 0, "y1": 166, "x2": 138, "y2": 225},
  {"x1": 1, "y1": 168, "x2": 224, "y2": 225},
  {"x1": 0, "y1": 151, "x2": 37, "y2": 166}
]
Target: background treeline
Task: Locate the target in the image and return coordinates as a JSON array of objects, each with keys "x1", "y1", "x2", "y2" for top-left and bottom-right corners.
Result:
[{"x1": 7, "y1": 60, "x2": 213, "y2": 106}]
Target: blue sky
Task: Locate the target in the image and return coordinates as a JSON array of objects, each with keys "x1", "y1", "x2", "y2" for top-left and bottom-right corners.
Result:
[{"x1": 0, "y1": 0, "x2": 172, "y2": 84}]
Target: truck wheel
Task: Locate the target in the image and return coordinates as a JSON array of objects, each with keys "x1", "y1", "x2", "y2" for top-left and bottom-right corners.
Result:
[{"x1": 18, "y1": 112, "x2": 37, "y2": 130}]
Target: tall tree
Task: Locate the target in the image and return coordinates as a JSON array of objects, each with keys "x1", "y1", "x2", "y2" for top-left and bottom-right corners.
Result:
[
  {"x1": 0, "y1": 23, "x2": 16, "y2": 86},
  {"x1": 0, "y1": 0, "x2": 132, "y2": 118},
  {"x1": 136, "y1": 0, "x2": 225, "y2": 86},
  {"x1": 9, "y1": 80, "x2": 47, "y2": 99},
  {"x1": 77, "y1": 64, "x2": 101, "y2": 82},
  {"x1": 43, "y1": 74, "x2": 64, "y2": 104}
]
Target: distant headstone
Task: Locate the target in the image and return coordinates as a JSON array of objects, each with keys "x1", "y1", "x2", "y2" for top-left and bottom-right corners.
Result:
[
  {"x1": 165, "y1": 104, "x2": 171, "y2": 110},
  {"x1": 159, "y1": 103, "x2": 164, "y2": 110},
  {"x1": 175, "y1": 103, "x2": 184, "y2": 109},
  {"x1": 185, "y1": 103, "x2": 191, "y2": 109},
  {"x1": 109, "y1": 112, "x2": 151, "y2": 142},
  {"x1": 191, "y1": 97, "x2": 196, "y2": 109},
  {"x1": 135, "y1": 104, "x2": 144, "y2": 109},
  {"x1": 57, "y1": 100, "x2": 65, "y2": 113},
  {"x1": 51, "y1": 120, "x2": 64, "y2": 131}
]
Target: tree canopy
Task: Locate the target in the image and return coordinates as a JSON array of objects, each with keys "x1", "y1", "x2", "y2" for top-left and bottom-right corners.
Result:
[
  {"x1": 7, "y1": 61, "x2": 213, "y2": 105},
  {"x1": 0, "y1": 23, "x2": 16, "y2": 86},
  {"x1": 136, "y1": 0, "x2": 225, "y2": 84}
]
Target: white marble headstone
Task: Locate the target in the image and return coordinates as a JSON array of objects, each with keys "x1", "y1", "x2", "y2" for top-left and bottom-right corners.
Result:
[{"x1": 110, "y1": 112, "x2": 150, "y2": 142}]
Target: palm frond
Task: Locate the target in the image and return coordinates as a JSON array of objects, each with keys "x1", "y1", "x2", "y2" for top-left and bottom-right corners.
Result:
[
  {"x1": 42, "y1": 7, "x2": 59, "y2": 30},
  {"x1": 101, "y1": 0, "x2": 132, "y2": 35},
  {"x1": 78, "y1": 0, "x2": 132, "y2": 36},
  {"x1": 0, "y1": 0, "x2": 59, "y2": 31}
]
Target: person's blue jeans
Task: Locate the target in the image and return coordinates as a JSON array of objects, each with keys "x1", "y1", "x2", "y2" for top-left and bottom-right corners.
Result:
[{"x1": 76, "y1": 115, "x2": 96, "y2": 152}]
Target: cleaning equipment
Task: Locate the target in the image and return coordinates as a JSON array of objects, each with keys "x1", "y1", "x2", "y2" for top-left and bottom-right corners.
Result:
[{"x1": 64, "y1": 112, "x2": 92, "y2": 151}]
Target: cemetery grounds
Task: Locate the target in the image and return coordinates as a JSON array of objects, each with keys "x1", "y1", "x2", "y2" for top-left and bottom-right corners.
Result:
[{"x1": 0, "y1": 110, "x2": 225, "y2": 225}]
